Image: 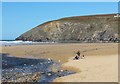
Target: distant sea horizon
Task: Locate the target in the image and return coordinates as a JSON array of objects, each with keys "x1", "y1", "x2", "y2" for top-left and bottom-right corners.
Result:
[
  {"x1": 0, "y1": 40, "x2": 15, "y2": 41},
  {"x1": 0, "y1": 40, "x2": 58, "y2": 46}
]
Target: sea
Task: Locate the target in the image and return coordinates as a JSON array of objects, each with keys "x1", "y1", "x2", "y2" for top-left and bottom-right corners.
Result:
[{"x1": 0, "y1": 40, "x2": 56, "y2": 46}]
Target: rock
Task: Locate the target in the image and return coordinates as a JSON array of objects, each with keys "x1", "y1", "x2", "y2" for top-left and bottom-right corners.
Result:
[
  {"x1": 60, "y1": 70, "x2": 64, "y2": 72},
  {"x1": 47, "y1": 73, "x2": 52, "y2": 76},
  {"x1": 48, "y1": 61, "x2": 51, "y2": 64},
  {"x1": 32, "y1": 72, "x2": 41, "y2": 82},
  {"x1": 40, "y1": 63, "x2": 43, "y2": 65},
  {"x1": 24, "y1": 64, "x2": 26, "y2": 66},
  {"x1": 31, "y1": 65, "x2": 34, "y2": 67},
  {"x1": 48, "y1": 58, "x2": 51, "y2": 61},
  {"x1": 58, "y1": 75, "x2": 62, "y2": 77},
  {"x1": 40, "y1": 72, "x2": 45, "y2": 74}
]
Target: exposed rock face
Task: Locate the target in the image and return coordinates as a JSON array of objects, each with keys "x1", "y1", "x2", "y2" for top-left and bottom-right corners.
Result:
[{"x1": 16, "y1": 14, "x2": 120, "y2": 43}]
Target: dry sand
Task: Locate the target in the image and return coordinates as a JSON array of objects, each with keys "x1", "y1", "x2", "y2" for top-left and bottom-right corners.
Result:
[
  {"x1": 1, "y1": 43, "x2": 118, "y2": 82},
  {"x1": 54, "y1": 55, "x2": 118, "y2": 82},
  {"x1": 54, "y1": 43, "x2": 118, "y2": 82}
]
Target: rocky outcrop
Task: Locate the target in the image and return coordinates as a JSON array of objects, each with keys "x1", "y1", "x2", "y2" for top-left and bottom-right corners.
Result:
[{"x1": 16, "y1": 14, "x2": 120, "y2": 43}]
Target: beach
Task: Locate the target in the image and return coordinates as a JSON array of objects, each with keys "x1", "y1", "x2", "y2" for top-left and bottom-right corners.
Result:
[
  {"x1": 54, "y1": 55, "x2": 118, "y2": 82},
  {"x1": 1, "y1": 43, "x2": 118, "y2": 82}
]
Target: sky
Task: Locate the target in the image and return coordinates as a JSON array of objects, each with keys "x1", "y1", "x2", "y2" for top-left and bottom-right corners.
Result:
[{"x1": 1, "y1": 2, "x2": 118, "y2": 40}]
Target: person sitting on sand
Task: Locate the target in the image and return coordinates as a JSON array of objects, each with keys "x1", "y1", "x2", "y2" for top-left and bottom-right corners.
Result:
[
  {"x1": 76, "y1": 50, "x2": 80, "y2": 57},
  {"x1": 73, "y1": 51, "x2": 81, "y2": 60},
  {"x1": 73, "y1": 55, "x2": 79, "y2": 60}
]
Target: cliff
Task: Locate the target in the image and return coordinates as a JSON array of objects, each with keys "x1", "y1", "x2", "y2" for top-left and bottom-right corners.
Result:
[{"x1": 16, "y1": 14, "x2": 120, "y2": 43}]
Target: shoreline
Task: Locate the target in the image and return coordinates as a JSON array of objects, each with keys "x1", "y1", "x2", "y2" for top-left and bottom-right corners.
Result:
[{"x1": 0, "y1": 40, "x2": 119, "y2": 47}]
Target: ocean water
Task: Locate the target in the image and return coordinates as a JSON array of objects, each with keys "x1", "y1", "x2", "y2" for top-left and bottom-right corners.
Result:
[{"x1": 0, "y1": 41, "x2": 56, "y2": 46}]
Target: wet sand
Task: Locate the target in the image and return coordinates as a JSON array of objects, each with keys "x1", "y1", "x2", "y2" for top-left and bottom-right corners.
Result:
[
  {"x1": 1, "y1": 43, "x2": 118, "y2": 63},
  {"x1": 1, "y1": 43, "x2": 118, "y2": 82}
]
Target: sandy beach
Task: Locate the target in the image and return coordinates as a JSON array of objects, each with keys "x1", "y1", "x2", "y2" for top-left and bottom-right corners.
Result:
[
  {"x1": 1, "y1": 43, "x2": 118, "y2": 82},
  {"x1": 54, "y1": 55, "x2": 118, "y2": 82}
]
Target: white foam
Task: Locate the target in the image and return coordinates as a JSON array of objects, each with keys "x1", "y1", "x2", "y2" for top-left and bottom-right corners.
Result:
[
  {"x1": 0, "y1": 40, "x2": 33, "y2": 46},
  {"x1": 0, "y1": 40, "x2": 57, "y2": 46}
]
